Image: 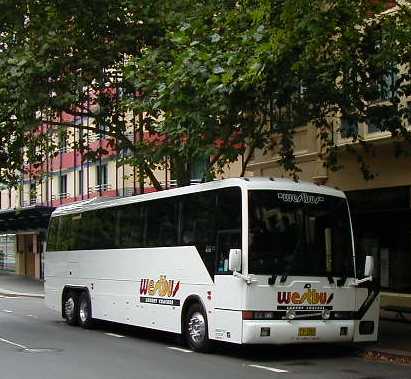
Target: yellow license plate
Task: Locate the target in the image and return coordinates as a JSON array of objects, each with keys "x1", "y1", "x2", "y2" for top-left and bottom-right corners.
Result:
[{"x1": 298, "y1": 327, "x2": 316, "y2": 337}]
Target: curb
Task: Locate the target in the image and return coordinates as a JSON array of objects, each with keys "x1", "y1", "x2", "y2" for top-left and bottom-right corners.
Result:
[
  {"x1": 0, "y1": 288, "x2": 44, "y2": 299},
  {"x1": 360, "y1": 348, "x2": 411, "y2": 366}
]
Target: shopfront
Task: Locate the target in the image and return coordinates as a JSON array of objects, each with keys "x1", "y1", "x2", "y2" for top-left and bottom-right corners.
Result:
[
  {"x1": 0, "y1": 234, "x2": 16, "y2": 272},
  {"x1": 0, "y1": 206, "x2": 54, "y2": 280},
  {"x1": 347, "y1": 186, "x2": 411, "y2": 294}
]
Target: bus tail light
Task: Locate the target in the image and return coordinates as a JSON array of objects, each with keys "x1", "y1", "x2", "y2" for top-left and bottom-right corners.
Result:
[
  {"x1": 242, "y1": 311, "x2": 254, "y2": 320},
  {"x1": 359, "y1": 321, "x2": 374, "y2": 335},
  {"x1": 242, "y1": 311, "x2": 275, "y2": 320}
]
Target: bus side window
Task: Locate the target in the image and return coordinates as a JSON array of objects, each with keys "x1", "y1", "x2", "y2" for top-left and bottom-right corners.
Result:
[
  {"x1": 47, "y1": 217, "x2": 59, "y2": 251},
  {"x1": 145, "y1": 198, "x2": 178, "y2": 247},
  {"x1": 118, "y1": 203, "x2": 144, "y2": 248},
  {"x1": 215, "y1": 187, "x2": 242, "y2": 273},
  {"x1": 92, "y1": 208, "x2": 117, "y2": 250},
  {"x1": 57, "y1": 215, "x2": 73, "y2": 251},
  {"x1": 77, "y1": 211, "x2": 98, "y2": 250},
  {"x1": 180, "y1": 192, "x2": 216, "y2": 277}
]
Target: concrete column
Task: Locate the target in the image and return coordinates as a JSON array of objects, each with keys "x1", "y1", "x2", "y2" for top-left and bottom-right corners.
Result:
[
  {"x1": 16, "y1": 235, "x2": 25, "y2": 276},
  {"x1": 33, "y1": 234, "x2": 41, "y2": 280}
]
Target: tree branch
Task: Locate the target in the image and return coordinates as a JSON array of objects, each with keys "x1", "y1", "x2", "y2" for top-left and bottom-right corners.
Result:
[{"x1": 43, "y1": 119, "x2": 163, "y2": 190}]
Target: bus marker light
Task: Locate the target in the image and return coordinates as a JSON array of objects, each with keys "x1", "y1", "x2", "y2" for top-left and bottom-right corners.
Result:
[
  {"x1": 322, "y1": 309, "x2": 331, "y2": 320},
  {"x1": 207, "y1": 291, "x2": 212, "y2": 300},
  {"x1": 242, "y1": 311, "x2": 254, "y2": 320},
  {"x1": 286, "y1": 310, "x2": 296, "y2": 320},
  {"x1": 260, "y1": 327, "x2": 270, "y2": 337}
]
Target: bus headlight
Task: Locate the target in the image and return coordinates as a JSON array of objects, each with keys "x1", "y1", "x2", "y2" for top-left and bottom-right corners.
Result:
[
  {"x1": 286, "y1": 310, "x2": 296, "y2": 320},
  {"x1": 322, "y1": 309, "x2": 331, "y2": 320}
]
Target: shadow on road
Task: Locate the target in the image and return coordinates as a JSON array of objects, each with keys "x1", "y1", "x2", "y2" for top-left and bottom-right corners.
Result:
[{"x1": 88, "y1": 319, "x2": 359, "y2": 363}]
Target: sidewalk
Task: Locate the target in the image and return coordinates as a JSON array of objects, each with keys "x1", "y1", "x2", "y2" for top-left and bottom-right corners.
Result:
[
  {"x1": 0, "y1": 271, "x2": 44, "y2": 298},
  {"x1": 360, "y1": 319, "x2": 411, "y2": 365},
  {"x1": 0, "y1": 271, "x2": 410, "y2": 363}
]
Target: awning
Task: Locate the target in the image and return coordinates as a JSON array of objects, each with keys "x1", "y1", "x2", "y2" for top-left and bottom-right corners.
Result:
[{"x1": 0, "y1": 206, "x2": 55, "y2": 233}]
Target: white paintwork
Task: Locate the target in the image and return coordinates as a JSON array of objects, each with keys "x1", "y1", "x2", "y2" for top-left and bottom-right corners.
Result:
[
  {"x1": 45, "y1": 177, "x2": 379, "y2": 345},
  {"x1": 248, "y1": 365, "x2": 288, "y2": 373},
  {"x1": 228, "y1": 249, "x2": 242, "y2": 272},
  {"x1": 167, "y1": 347, "x2": 193, "y2": 353},
  {"x1": 364, "y1": 255, "x2": 374, "y2": 277}
]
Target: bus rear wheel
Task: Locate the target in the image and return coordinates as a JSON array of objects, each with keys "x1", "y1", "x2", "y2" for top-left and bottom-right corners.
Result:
[
  {"x1": 184, "y1": 303, "x2": 212, "y2": 353},
  {"x1": 64, "y1": 291, "x2": 79, "y2": 326},
  {"x1": 78, "y1": 292, "x2": 94, "y2": 329}
]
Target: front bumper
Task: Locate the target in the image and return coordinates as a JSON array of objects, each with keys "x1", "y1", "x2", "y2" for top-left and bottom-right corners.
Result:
[{"x1": 242, "y1": 320, "x2": 354, "y2": 344}]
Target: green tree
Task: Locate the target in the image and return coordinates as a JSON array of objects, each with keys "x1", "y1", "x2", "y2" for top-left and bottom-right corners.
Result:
[
  {"x1": 125, "y1": 0, "x2": 410, "y2": 183},
  {"x1": 0, "y1": 0, "x2": 166, "y2": 188},
  {"x1": 0, "y1": 0, "x2": 409, "y2": 188}
]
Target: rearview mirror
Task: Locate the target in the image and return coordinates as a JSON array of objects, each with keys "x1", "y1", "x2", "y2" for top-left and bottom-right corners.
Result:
[
  {"x1": 229, "y1": 249, "x2": 242, "y2": 272},
  {"x1": 364, "y1": 255, "x2": 374, "y2": 278}
]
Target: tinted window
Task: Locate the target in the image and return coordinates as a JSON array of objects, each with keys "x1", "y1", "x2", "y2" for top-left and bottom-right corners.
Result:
[
  {"x1": 180, "y1": 191, "x2": 217, "y2": 276},
  {"x1": 248, "y1": 190, "x2": 353, "y2": 277},
  {"x1": 215, "y1": 188, "x2": 242, "y2": 273},
  {"x1": 46, "y1": 186, "x2": 243, "y2": 271},
  {"x1": 146, "y1": 198, "x2": 178, "y2": 247},
  {"x1": 77, "y1": 211, "x2": 102, "y2": 250},
  {"x1": 117, "y1": 203, "x2": 144, "y2": 248},
  {"x1": 46, "y1": 217, "x2": 59, "y2": 251}
]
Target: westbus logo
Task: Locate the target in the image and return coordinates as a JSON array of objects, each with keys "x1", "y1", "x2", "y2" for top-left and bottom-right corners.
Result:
[
  {"x1": 277, "y1": 192, "x2": 325, "y2": 205},
  {"x1": 277, "y1": 289, "x2": 334, "y2": 305},
  {"x1": 140, "y1": 275, "x2": 180, "y2": 304}
]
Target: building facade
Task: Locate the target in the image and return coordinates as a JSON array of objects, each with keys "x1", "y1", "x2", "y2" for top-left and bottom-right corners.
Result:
[
  {"x1": 247, "y1": 114, "x2": 411, "y2": 314},
  {"x1": 0, "y1": 112, "x2": 242, "y2": 280}
]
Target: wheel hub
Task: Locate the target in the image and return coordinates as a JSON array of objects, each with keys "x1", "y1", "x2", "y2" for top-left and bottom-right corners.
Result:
[
  {"x1": 188, "y1": 312, "x2": 205, "y2": 343},
  {"x1": 65, "y1": 297, "x2": 75, "y2": 320},
  {"x1": 79, "y1": 300, "x2": 88, "y2": 322}
]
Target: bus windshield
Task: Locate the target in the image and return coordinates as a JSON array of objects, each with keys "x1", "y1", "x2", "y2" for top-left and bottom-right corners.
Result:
[{"x1": 248, "y1": 190, "x2": 354, "y2": 277}]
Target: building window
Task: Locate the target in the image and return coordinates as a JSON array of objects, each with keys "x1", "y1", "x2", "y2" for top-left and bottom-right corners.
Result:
[
  {"x1": 19, "y1": 185, "x2": 24, "y2": 207},
  {"x1": 59, "y1": 131, "x2": 68, "y2": 153},
  {"x1": 367, "y1": 119, "x2": 380, "y2": 134},
  {"x1": 340, "y1": 118, "x2": 358, "y2": 139},
  {"x1": 59, "y1": 174, "x2": 67, "y2": 198},
  {"x1": 30, "y1": 182, "x2": 36, "y2": 205},
  {"x1": 191, "y1": 158, "x2": 208, "y2": 182},
  {"x1": 78, "y1": 170, "x2": 83, "y2": 196},
  {"x1": 96, "y1": 164, "x2": 108, "y2": 190},
  {"x1": 378, "y1": 69, "x2": 398, "y2": 101}
]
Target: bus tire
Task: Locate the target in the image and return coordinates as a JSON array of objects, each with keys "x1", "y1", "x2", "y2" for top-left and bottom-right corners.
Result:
[
  {"x1": 64, "y1": 290, "x2": 79, "y2": 326},
  {"x1": 184, "y1": 303, "x2": 212, "y2": 353},
  {"x1": 78, "y1": 291, "x2": 94, "y2": 329}
]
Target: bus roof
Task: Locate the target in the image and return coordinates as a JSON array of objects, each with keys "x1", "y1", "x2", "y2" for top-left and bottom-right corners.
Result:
[{"x1": 51, "y1": 177, "x2": 346, "y2": 217}]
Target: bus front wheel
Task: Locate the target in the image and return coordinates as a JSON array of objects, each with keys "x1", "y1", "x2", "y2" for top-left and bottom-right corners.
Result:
[
  {"x1": 64, "y1": 291, "x2": 79, "y2": 326},
  {"x1": 78, "y1": 292, "x2": 94, "y2": 329},
  {"x1": 184, "y1": 303, "x2": 212, "y2": 353}
]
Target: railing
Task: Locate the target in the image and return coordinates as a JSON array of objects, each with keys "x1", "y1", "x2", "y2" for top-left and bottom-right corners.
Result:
[
  {"x1": 22, "y1": 198, "x2": 41, "y2": 207},
  {"x1": 88, "y1": 184, "x2": 112, "y2": 193},
  {"x1": 169, "y1": 179, "x2": 202, "y2": 188},
  {"x1": 51, "y1": 192, "x2": 70, "y2": 200}
]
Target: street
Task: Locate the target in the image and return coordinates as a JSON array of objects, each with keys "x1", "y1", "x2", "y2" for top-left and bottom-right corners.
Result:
[{"x1": 0, "y1": 297, "x2": 410, "y2": 379}]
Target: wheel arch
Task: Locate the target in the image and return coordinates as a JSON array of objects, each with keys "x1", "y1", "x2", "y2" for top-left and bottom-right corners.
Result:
[
  {"x1": 61, "y1": 286, "x2": 90, "y2": 318},
  {"x1": 181, "y1": 295, "x2": 208, "y2": 335}
]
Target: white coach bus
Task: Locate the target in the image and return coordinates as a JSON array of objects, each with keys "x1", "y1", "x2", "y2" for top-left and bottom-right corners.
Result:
[{"x1": 45, "y1": 177, "x2": 379, "y2": 352}]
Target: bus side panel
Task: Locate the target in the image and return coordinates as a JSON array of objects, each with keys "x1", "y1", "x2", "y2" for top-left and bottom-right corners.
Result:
[
  {"x1": 353, "y1": 288, "x2": 380, "y2": 342},
  {"x1": 212, "y1": 309, "x2": 243, "y2": 344},
  {"x1": 44, "y1": 251, "x2": 68, "y2": 314},
  {"x1": 210, "y1": 275, "x2": 245, "y2": 343},
  {"x1": 52, "y1": 247, "x2": 214, "y2": 334}
]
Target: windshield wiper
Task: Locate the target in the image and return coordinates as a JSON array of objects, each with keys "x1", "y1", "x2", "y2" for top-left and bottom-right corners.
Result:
[
  {"x1": 268, "y1": 273, "x2": 277, "y2": 285},
  {"x1": 267, "y1": 272, "x2": 288, "y2": 285},
  {"x1": 337, "y1": 273, "x2": 347, "y2": 287},
  {"x1": 280, "y1": 273, "x2": 288, "y2": 283}
]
